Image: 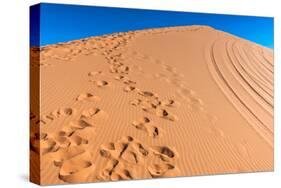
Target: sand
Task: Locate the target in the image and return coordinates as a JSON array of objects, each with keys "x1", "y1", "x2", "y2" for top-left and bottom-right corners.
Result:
[{"x1": 30, "y1": 25, "x2": 273, "y2": 185}]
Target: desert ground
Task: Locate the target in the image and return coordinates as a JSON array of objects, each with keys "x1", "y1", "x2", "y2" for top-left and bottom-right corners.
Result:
[{"x1": 30, "y1": 25, "x2": 273, "y2": 185}]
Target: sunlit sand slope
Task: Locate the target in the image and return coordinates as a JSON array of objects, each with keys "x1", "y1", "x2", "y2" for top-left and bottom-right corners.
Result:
[{"x1": 30, "y1": 25, "x2": 273, "y2": 185}]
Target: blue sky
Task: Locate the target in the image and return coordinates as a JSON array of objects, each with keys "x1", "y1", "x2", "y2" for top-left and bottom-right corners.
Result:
[{"x1": 30, "y1": 3, "x2": 274, "y2": 48}]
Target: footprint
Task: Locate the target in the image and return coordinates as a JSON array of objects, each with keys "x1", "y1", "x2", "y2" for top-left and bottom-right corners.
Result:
[
  {"x1": 186, "y1": 96, "x2": 204, "y2": 111},
  {"x1": 123, "y1": 79, "x2": 136, "y2": 85},
  {"x1": 59, "y1": 118, "x2": 94, "y2": 137},
  {"x1": 110, "y1": 65, "x2": 118, "y2": 73},
  {"x1": 60, "y1": 108, "x2": 74, "y2": 116},
  {"x1": 52, "y1": 146, "x2": 86, "y2": 167},
  {"x1": 118, "y1": 65, "x2": 130, "y2": 74},
  {"x1": 123, "y1": 86, "x2": 138, "y2": 92},
  {"x1": 156, "y1": 108, "x2": 178, "y2": 121},
  {"x1": 152, "y1": 59, "x2": 163, "y2": 65},
  {"x1": 114, "y1": 75, "x2": 126, "y2": 81},
  {"x1": 51, "y1": 135, "x2": 71, "y2": 149},
  {"x1": 109, "y1": 168, "x2": 134, "y2": 181},
  {"x1": 162, "y1": 64, "x2": 177, "y2": 74},
  {"x1": 132, "y1": 99, "x2": 156, "y2": 112},
  {"x1": 130, "y1": 98, "x2": 178, "y2": 121},
  {"x1": 31, "y1": 127, "x2": 89, "y2": 155},
  {"x1": 176, "y1": 87, "x2": 205, "y2": 110},
  {"x1": 99, "y1": 143, "x2": 115, "y2": 159},
  {"x1": 132, "y1": 65, "x2": 143, "y2": 72},
  {"x1": 130, "y1": 99, "x2": 142, "y2": 106},
  {"x1": 154, "y1": 73, "x2": 167, "y2": 79},
  {"x1": 76, "y1": 93, "x2": 100, "y2": 102},
  {"x1": 70, "y1": 135, "x2": 89, "y2": 146},
  {"x1": 189, "y1": 96, "x2": 204, "y2": 106},
  {"x1": 94, "y1": 80, "x2": 109, "y2": 88},
  {"x1": 98, "y1": 136, "x2": 150, "y2": 180},
  {"x1": 161, "y1": 99, "x2": 178, "y2": 107},
  {"x1": 35, "y1": 109, "x2": 75, "y2": 125},
  {"x1": 30, "y1": 133, "x2": 57, "y2": 154},
  {"x1": 54, "y1": 132, "x2": 88, "y2": 148},
  {"x1": 99, "y1": 136, "x2": 148, "y2": 163},
  {"x1": 148, "y1": 163, "x2": 177, "y2": 178},
  {"x1": 150, "y1": 146, "x2": 177, "y2": 162},
  {"x1": 178, "y1": 88, "x2": 195, "y2": 96},
  {"x1": 170, "y1": 78, "x2": 184, "y2": 87},
  {"x1": 50, "y1": 107, "x2": 75, "y2": 118},
  {"x1": 138, "y1": 91, "x2": 159, "y2": 98},
  {"x1": 115, "y1": 75, "x2": 136, "y2": 85},
  {"x1": 58, "y1": 151, "x2": 95, "y2": 183},
  {"x1": 81, "y1": 108, "x2": 108, "y2": 122},
  {"x1": 131, "y1": 117, "x2": 160, "y2": 138},
  {"x1": 97, "y1": 159, "x2": 134, "y2": 181},
  {"x1": 172, "y1": 72, "x2": 185, "y2": 78},
  {"x1": 88, "y1": 71, "x2": 102, "y2": 77}
]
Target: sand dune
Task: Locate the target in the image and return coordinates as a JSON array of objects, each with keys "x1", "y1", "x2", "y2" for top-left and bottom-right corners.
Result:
[{"x1": 30, "y1": 25, "x2": 273, "y2": 185}]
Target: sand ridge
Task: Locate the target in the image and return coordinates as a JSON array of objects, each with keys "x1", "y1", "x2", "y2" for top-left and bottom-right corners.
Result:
[
  {"x1": 205, "y1": 35, "x2": 273, "y2": 147},
  {"x1": 30, "y1": 25, "x2": 273, "y2": 185}
]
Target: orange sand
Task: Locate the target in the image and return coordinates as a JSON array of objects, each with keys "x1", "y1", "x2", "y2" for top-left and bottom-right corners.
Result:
[{"x1": 30, "y1": 25, "x2": 273, "y2": 185}]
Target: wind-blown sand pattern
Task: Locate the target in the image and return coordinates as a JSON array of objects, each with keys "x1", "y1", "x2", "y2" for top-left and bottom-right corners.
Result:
[{"x1": 30, "y1": 25, "x2": 273, "y2": 185}]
